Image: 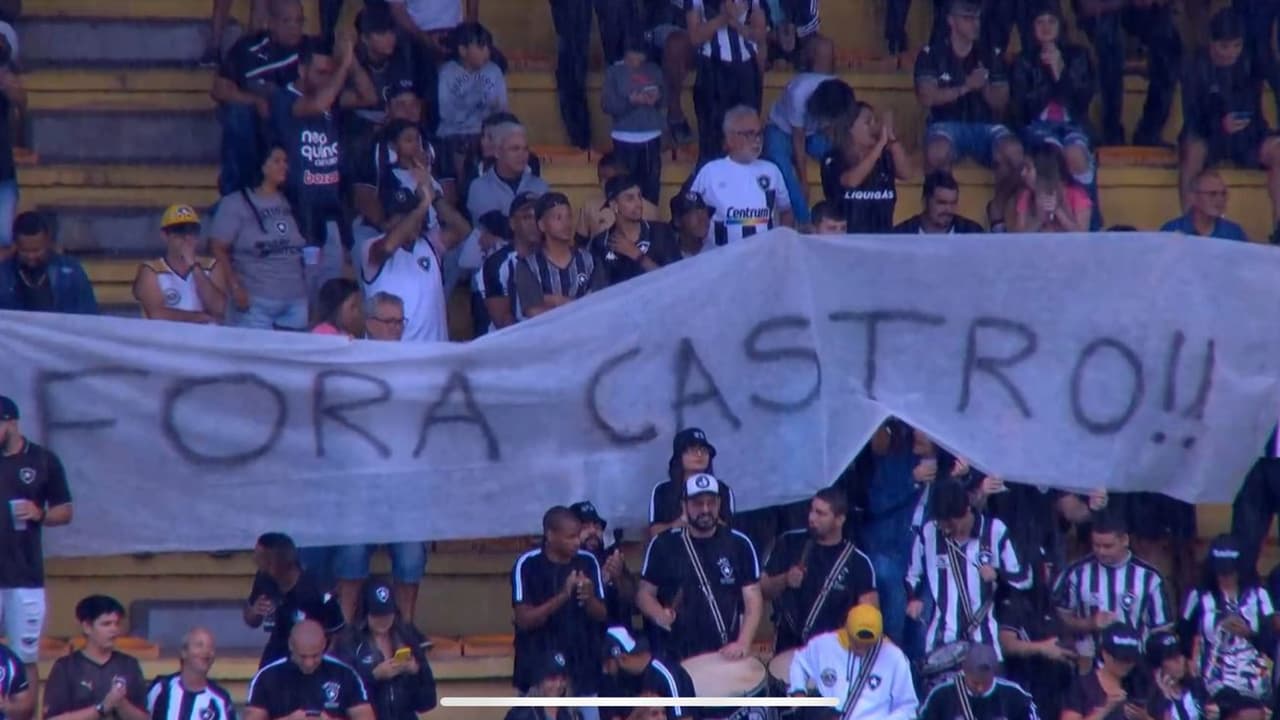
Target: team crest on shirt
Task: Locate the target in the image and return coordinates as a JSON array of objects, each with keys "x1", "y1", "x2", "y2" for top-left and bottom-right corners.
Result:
[
  {"x1": 576, "y1": 272, "x2": 588, "y2": 287},
  {"x1": 867, "y1": 675, "x2": 882, "y2": 690},
  {"x1": 275, "y1": 221, "x2": 288, "y2": 235},
  {"x1": 18, "y1": 467, "x2": 35, "y2": 484},
  {"x1": 819, "y1": 669, "x2": 836, "y2": 688},
  {"x1": 978, "y1": 551, "x2": 994, "y2": 566},
  {"x1": 717, "y1": 556, "x2": 734, "y2": 583},
  {"x1": 322, "y1": 681, "x2": 341, "y2": 706},
  {"x1": 756, "y1": 175, "x2": 771, "y2": 191},
  {"x1": 553, "y1": 652, "x2": 567, "y2": 668},
  {"x1": 637, "y1": 240, "x2": 650, "y2": 254},
  {"x1": 163, "y1": 289, "x2": 182, "y2": 306},
  {"x1": 293, "y1": 609, "x2": 306, "y2": 622},
  {"x1": 199, "y1": 704, "x2": 218, "y2": 720},
  {"x1": 1122, "y1": 593, "x2": 1137, "y2": 610},
  {"x1": 418, "y1": 255, "x2": 432, "y2": 272},
  {"x1": 395, "y1": 188, "x2": 414, "y2": 207}
]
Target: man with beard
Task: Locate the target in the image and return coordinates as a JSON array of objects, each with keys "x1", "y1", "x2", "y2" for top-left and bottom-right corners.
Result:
[
  {"x1": 761, "y1": 488, "x2": 878, "y2": 653},
  {"x1": 588, "y1": 175, "x2": 679, "y2": 287},
  {"x1": 0, "y1": 213, "x2": 97, "y2": 313},
  {"x1": 571, "y1": 502, "x2": 636, "y2": 627},
  {"x1": 599, "y1": 627, "x2": 694, "y2": 720},
  {"x1": 637, "y1": 473, "x2": 762, "y2": 661},
  {"x1": 893, "y1": 171, "x2": 985, "y2": 234},
  {"x1": 648, "y1": 428, "x2": 735, "y2": 538},
  {"x1": 146, "y1": 628, "x2": 236, "y2": 720}
]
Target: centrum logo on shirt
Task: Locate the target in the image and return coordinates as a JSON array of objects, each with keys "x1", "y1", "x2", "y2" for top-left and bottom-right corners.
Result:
[{"x1": 725, "y1": 206, "x2": 770, "y2": 226}]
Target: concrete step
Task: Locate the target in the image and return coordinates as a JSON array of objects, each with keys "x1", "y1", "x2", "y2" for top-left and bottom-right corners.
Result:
[
  {"x1": 18, "y1": 18, "x2": 214, "y2": 67},
  {"x1": 28, "y1": 110, "x2": 219, "y2": 163}
]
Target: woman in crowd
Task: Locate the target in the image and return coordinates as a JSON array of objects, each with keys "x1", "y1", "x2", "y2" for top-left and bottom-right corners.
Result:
[
  {"x1": 1009, "y1": 146, "x2": 1092, "y2": 233},
  {"x1": 209, "y1": 144, "x2": 310, "y2": 330},
  {"x1": 340, "y1": 577, "x2": 437, "y2": 720},
  {"x1": 1179, "y1": 535, "x2": 1274, "y2": 691},
  {"x1": 820, "y1": 101, "x2": 916, "y2": 234},
  {"x1": 310, "y1": 278, "x2": 364, "y2": 337}
]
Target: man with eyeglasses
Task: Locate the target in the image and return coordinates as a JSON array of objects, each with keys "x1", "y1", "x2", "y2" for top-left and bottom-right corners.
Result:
[
  {"x1": 132, "y1": 205, "x2": 229, "y2": 324},
  {"x1": 686, "y1": 105, "x2": 793, "y2": 249},
  {"x1": 1159, "y1": 169, "x2": 1248, "y2": 241},
  {"x1": 365, "y1": 291, "x2": 407, "y2": 340}
]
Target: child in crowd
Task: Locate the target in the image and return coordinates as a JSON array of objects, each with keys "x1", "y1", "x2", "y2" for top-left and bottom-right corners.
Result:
[
  {"x1": 601, "y1": 35, "x2": 665, "y2": 205},
  {"x1": 437, "y1": 22, "x2": 509, "y2": 186}
]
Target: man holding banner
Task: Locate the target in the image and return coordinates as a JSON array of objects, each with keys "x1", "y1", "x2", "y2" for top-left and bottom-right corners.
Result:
[{"x1": 787, "y1": 604, "x2": 916, "y2": 720}]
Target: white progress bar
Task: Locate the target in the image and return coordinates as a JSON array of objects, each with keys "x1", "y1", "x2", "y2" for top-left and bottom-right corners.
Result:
[{"x1": 440, "y1": 697, "x2": 840, "y2": 708}]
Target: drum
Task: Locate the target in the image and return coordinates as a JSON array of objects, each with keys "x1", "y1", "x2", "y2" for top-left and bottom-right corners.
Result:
[
  {"x1": 682, "y1": 652, "x2": 770, "y2": 697},
  {"x1": 920, "y1": 640, "x2": 969, "y2": 677},
  {"x1": 767, "y1": 649, "x2": 797, "y2": 692}
]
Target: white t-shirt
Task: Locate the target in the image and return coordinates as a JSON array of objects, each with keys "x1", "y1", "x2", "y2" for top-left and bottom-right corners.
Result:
[
  {"x1": 768, "y1": 72, "x2": 835, "y2": 135},
  {"x1": 138, "y1": 258, "x2": 215, "y2": 317},
  {"x1": 390, "y1": 0, "x2": 463, "y2": 32},
  {"x1": 689, "y1": 156, "x2": 790, "y2": 249}
]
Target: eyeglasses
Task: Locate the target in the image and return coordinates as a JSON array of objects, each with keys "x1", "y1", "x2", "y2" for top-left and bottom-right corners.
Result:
[
  {"x1": 731, "y1": 129, "x2": 763, "y2": 140},
  {"x1": 1196, "y1": 189, "x2": 1228, "y2": 198},
  {"x1": 371, "y1": 316, "x2": 406, "y2": 326}
]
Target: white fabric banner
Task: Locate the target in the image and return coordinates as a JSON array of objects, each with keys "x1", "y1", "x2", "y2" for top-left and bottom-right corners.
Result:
[{"x1": 4, "y1": 230, "x2": 1280, "y2": 557}]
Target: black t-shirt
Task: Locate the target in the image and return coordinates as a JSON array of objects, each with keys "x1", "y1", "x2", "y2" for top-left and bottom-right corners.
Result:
[
  {"x1": 998, "y1": 590, "x2": 1073, "y2": 720},
  {"x1": 640, "y1": 526, "x2": 761, "y2": 659},
  {"x1": 219, "y1": 32, "x2": 311, "y2": 93},
  {"x1": 43, "y1": 651, "x2": 148, "y2": 719},
  {"x1": 271, "y1": 84, "x2": 341, "y2": 208},
  {"x1": 0, "y1": 642, "x2": 29, "y2": 697},
  {"x1": 764, "y1": 531, "x2": 877, "y2": 651},
  {"x1": 1064, "y1": 671, "x2": 1143, "y2": 720},
  {"x1": 913, "y1": 36, "x2": 1008, "y2": 125},
  {"x1": 1182, "y1": 50, "x2": 1267, "y2": 141},
  {"x1": 339, "y1": 625, "x2": 437, "y2": 720},
  {"x1": 820, "y1": 149, "x2": 897, "y2": 234},
  {"x1": 918, "y1": 677, "x2": 1038, "y2": 720},
  {"x1": 249, "y1": 570, "x2": 345, "y2": 668},
  {"x1": 0, "y1": 440, "x2": 72, "y2": 588},
  {"x1": 599, "y1": 657, "x2": 697, "y2": 720},
  {"x1": 986, "y1": 484, "x2": 1063, "y2": 571},
  {"x1": 355, "y1": 45, "x2": 417, "y2": 121},
  {"x1": 588, "y1": 542, "x2": 635, "y2": 627},
  {"x1": 892, "y1": 214, "x2": 986, "y2": 234},
  {"x1": 648, "y1": 479, "x2": 735, "y2": 527},
  {"x1": 14, "y1": 271, "x2": 54, "y2": 313},
  {"x1": 247, "y1": 657, "x2": 369, "y2": 718},
  {"x1": 589, "y1": 221, "x2": 680, "y2": 286},
  {"x1": 510, "y1": 548, "x2": 606, "y2": 695}
]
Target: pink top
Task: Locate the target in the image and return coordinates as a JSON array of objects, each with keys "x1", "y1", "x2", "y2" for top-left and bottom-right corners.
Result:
[
  {"x1": 1015, "y1": 185, "x2": 1092, "y2": 216},
  {"x1": 311, "y1": 322, "x2": 343, "y2": 336}
]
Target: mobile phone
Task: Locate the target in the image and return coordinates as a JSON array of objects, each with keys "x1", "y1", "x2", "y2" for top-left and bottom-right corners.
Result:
[
  {"x1": 1232, "y1": 111, "x2": 1254, "y2": 121},
  {"x1": 393, "y1": 647, "x2": 412, "y2": 662}
]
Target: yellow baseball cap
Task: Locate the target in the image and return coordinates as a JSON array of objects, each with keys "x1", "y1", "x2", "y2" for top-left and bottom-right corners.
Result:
[
  {"x1": 160, "y1": 204, "x2": 201, "y2": 231},
  {"x1": 838, "y1": 604, "x2": 883, "y2": 649}
]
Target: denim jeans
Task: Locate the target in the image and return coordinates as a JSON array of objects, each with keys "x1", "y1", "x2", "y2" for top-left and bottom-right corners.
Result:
[
  {"x1": 334, "y1": 542, "x2": 429, "y2": 584},
  {"x1": 0, "y1": 179, "x2": 19, "y2": 249},
  {"x1": 763, "y1": 124, "x2": 830, "y2": 224},
  {"x1": 234, "y1": 295, "x2": 309, "y2": 331},
  {"x1": 219, "y1": 103, "x2": 261, "y2": 196}
]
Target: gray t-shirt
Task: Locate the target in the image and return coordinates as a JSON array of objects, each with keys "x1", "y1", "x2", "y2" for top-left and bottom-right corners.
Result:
[{"x1": 209, "y1": 189, "x2": 307, "y2": 301}]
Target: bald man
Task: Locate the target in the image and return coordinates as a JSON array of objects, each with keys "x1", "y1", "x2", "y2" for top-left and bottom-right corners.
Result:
[
  {"x1": 147, "y1": 628, "x2": 236, "y2": 720},
  {"x1": 246, "y1": 621, "x2": 373, "y2": 720}
]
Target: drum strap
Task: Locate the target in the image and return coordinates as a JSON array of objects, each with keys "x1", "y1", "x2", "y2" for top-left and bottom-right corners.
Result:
[
  {"x1": 943, "y1": 522, "x2": 994, "y2": 642},
  {"x1": 801, "y1": 541, "x2": 858, "y2": 640},
  {"x1": 681, "y1": 530, "x2": 730, "y2": 647},
  {"x1": 839, "y1": 638, "x2": 882, "y2": 720},
  {"x1": 953, "y1": 677, "x2": 978, "y2": 720}
]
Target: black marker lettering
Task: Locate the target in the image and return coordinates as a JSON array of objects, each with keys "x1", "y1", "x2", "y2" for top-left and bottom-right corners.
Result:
[
  {"x1": 414, "y1": 371, "x2": 500, "y2": 460},
  {"x1": 586, "y1": 347, "x2": 659, "y2": 445},
  {"x1": 743, "y1": 315, "x2": 822, "y2": 412},
  {"x1": 1162, "y1": 331, "x2": 1215, "y2": 420},
  {"x1": 957, "y1": 316, "x2": 1038, "y2": 417},
  {"x1": 672, "y1": 338, "x2": 742, "y2": 431},
  {"x1": 36, "y1": 367, "x2": 150, "y2": 445},
  {"x1": 163, "y1": 373, "x2": 287, "y2": 466},
  {"x1": 313, "y1": 370, "x2": 393, "y2": 458},
  {"x1": 828, "y1": 309, "x2": 946, "y2": 399},
  {"x1": 1070, "y1": 337, "x2": 1144, "y2": 435}
]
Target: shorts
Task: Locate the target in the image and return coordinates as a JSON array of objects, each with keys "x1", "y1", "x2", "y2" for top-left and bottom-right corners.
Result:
[
  {"x1": 648, "y1": 24, "x2": 684, "y2": 50},
  {"x1": 926, "y1": 121, "x2": 1015, "y2": 165},
  {"x1": 1023, "y1": 121, "x2": 1097, "y2": 186},
  {"x1": 334, "y1": 542, "x2": 428, "y2": 584},
  {"x1": 0, "y1": 587, "x2": 46, "y2": 664},
  {"x1": 1201, "y1": 129, "x2": 1279, "y2": 170}
]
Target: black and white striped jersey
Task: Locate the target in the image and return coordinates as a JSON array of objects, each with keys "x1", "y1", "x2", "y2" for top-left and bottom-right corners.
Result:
[
  {"x1": 1053, "y1": 552, "x2": 1173, "y2": 637},
  {"x1": 906, "y1": 514, "x2": 1031, "y2": 657},
  {"x1": 1181, "y1": 585, "x2": 1274, "y2": 671},
  {"x1": 684, "y1": 0, "x2": 761, "y2": 63},
  {"x1": 147, "y1": 673, "x2": 237, "y2": 720}
]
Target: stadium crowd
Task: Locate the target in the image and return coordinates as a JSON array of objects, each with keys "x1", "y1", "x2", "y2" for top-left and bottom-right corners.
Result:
[{"x1": 4, "y1": 0, "x2": 1280, "y2": 719}]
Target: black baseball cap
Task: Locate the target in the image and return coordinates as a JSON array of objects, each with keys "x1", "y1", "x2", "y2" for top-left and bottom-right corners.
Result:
[
  {"x1": 949, "y1": 0, "x2": 982, "y2": 15},
  {"x1": 1209, "y1": 8, "x2": 1245, "y2": 42},
  {"x1": 1208, "y1": 534, "x2": 1244, "y2": 574},
  {"x1": 534, "y1": 192, "x2": 571, "y2": 221},
  {"x1": 603, "y1": 626, "x2": 648, "y2": 659},
  {"x1": 509, "y1": 191, "x2": 540, "y2": 217},
  {"x1": 364, "y1": 580, "x2": 396, "y2": 617},
  {"x1": 603, "y1": 175, "x2": 642, "y2": 206},
  {"x1": 670, "y1": 190, "x2": 711, "y2": 218},
  {"x1": 356, "y1": 3, "x2": 395, "y2": 34},
  {"x1": 672, "y1": 427, "x2": 716, "y2": 458},
  {"x1": 1100, "y1": 623, "x2": 1143, "y2": 663},
  {"x1": 1144, "y1": 630, "x2": 1181, "y2": 666},
  {"x1": 1028, "y1": 0, "x2": 1062, "y2": 21},
  {"x1": 533, "y1": 649, "x2": 570, "y2": 683},
  {"x1": 962, "y1": 643, "x2": 998, "y2": 676},
  {"x1": 569, "y1": 501, "x2": 606, "y2": 530},
  {"x1": 0, "y1": 395, "x2": 17, "y2": 421},
  {"x1": 477, "y1": 210, "x2": 511, "y2": 240}
]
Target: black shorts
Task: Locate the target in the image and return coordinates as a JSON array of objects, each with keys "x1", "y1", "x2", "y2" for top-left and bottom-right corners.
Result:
[{"x1": 1186, "y1": 127, "x2": 1278, "y2": 169}]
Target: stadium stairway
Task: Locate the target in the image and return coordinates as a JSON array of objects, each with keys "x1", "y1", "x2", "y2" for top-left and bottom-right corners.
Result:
[{"x1": 6, "y1": 0, "x2": 1270, "y2": 712}]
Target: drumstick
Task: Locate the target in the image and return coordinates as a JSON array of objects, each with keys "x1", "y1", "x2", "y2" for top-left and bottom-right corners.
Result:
[{"x1": 797, "y1": 539, "x2": 813, "y2": 571}]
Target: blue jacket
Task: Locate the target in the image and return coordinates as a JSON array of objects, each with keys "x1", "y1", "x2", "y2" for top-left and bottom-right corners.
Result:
[{"x1": 0, "y1": 255, "x2": 98, "y2": 314}]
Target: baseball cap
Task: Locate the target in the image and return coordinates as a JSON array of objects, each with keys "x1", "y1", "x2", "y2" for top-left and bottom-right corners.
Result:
[
  {"x1": 1208, "y1": 534, "x2": 1244, "y2": 574},
  {"x1": 364, "y1": 580, "x2": 396, "y2": 617},
  {"x1": 509, "y1": 191, "x2": 540, "y2": 217},
  {"x1": 840, "y1": 604, "x2": 882, "y2": 647},
  {"x1": 1029, "y1": 0, "x2": 1062, "y2": 20},
  {"x1": 672, "y1": 427, "x2": 717, "y2": 458},
  {"x1": 603, "y1": 626, "x2": 647, "y2": 658},
  {"x1": 1100, "y1": 623, "x2": 1143, "y2": 663},
  {"x1": 534, "y1": 192, "x2": 571, "y2": 221},
  {"x1": 0, "y1": 396, "x2": 17, "y2": 421},
  {"x1": 1209, "y1": 8, "x2": 1245, "y2": 42},
  {"x1": 477, "y1": 210, "x2": 511, "y2": 240},
  {"x1": 160, "y1": 204, "x2": 201, "y2": 232},
  {"x1": 670, "y1": 190, "x2": 711, "y2": 219},
  {"x1": 962, "y1": 643, "x2": 999, "y2": 676},
  {"x1": 356, "y1": 3, "x2": 396, "y2": 34},
  {"x1": 949, "y1": 0, "x2": 982, "y2": 15},
  {"x1": 533, "y1": 649, "x2": 570, "y2": 683},
  {"x1": 684, "y1": 473, "x2": 720, "y2": 498},
  {"x1": 569, "y1": 501, "x2": 606, "y2": 530},
  {"x1": 1144, "y1": 630, "x2": 1182, "y2": 666},
  {"x1": 603, "y1": 175, "x2": 642, "y2": 207}
]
